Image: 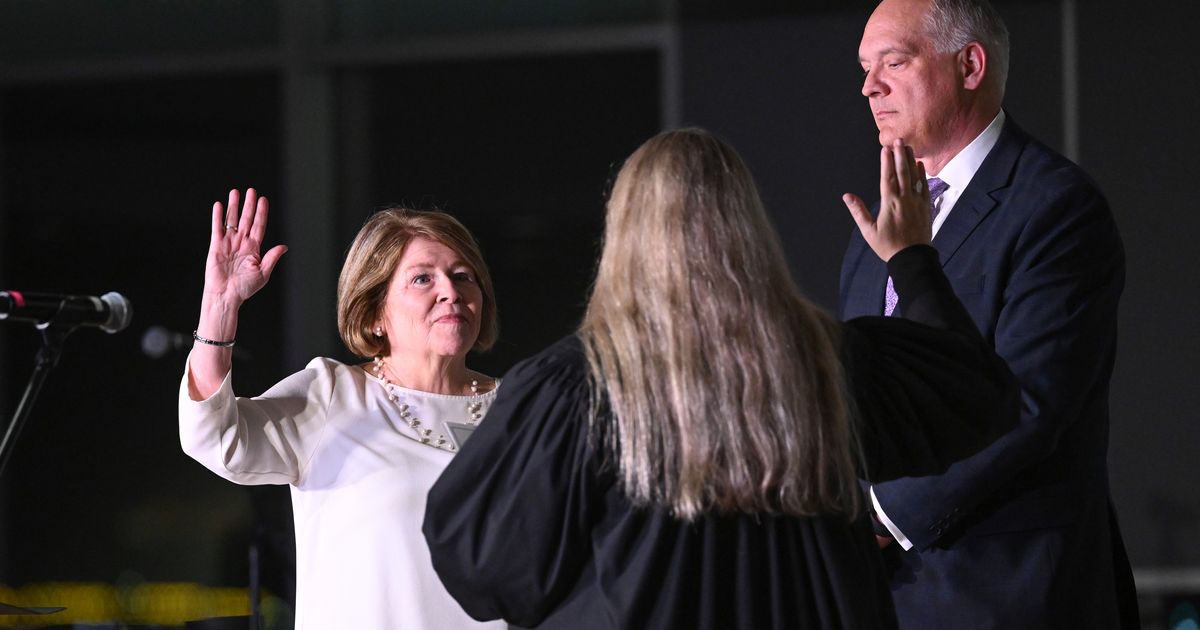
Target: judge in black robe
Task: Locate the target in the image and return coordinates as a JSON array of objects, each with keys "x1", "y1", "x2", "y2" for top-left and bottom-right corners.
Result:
[{"x1": 423, "y1": 243, "x2": 1017, "y2": 629}]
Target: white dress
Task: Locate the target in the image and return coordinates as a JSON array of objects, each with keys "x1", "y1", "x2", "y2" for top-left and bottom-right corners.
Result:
[{"x1": 178, "y1": 354, "x2": 507, "y2": 630}]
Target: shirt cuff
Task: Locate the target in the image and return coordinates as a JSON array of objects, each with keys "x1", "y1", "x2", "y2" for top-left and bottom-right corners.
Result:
[{"x1": 870, "y1": 486, "x2": 914, "y2": 551}]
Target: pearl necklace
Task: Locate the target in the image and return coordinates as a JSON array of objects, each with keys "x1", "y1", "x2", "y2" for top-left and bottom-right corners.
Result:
[{"x1": 370, "y1": 356, "x2": 485, "y2": 452}]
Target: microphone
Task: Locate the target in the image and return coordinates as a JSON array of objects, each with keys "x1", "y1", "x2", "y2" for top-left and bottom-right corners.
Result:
[{"x1": 0, "y1": 290, "x2": 132, "y2": 333}]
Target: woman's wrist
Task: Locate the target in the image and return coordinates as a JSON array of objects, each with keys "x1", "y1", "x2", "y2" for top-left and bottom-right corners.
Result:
[
  {"x1": 196, "y1": 294, "x2": 241, "y2": 345},
  {"x1": 193, "y1": 330, "x2": 236, "y2": 347}
]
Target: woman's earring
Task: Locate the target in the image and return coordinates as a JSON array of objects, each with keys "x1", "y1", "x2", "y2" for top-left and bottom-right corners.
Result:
[{"x1": 373, "y1": 326, "x2": 384, "y2": 337}]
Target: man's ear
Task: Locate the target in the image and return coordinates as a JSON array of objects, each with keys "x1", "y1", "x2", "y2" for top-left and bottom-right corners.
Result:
[{"x1": 960, "y1": 41, "x2": 987, "y2": 90}]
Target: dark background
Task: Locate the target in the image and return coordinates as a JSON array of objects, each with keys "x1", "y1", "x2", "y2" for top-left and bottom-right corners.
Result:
[{"x1": 0, "y1": 0, "x2": 1196, "y2": 626}]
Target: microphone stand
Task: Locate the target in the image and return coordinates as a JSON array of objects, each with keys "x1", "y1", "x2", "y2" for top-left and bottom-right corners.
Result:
[
  {"x1": 0, "y1": 324, "x2": 72, "y2": 480},
  {"x1": 0, "y1": 324, "x2": 74, "y2": 618}
]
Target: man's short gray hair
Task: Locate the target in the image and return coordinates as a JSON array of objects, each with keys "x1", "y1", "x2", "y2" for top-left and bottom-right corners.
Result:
[{"x1": 925, "y1": 0, "x2": 1010, "y2": 95}]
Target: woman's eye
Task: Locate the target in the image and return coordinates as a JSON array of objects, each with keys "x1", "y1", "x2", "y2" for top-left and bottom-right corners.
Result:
[
  {"x1": 453, "y1": 271, "x2": 475, "y2": 282},
  {"x1": 412, "y1": 273, "x2": 431, "y2": 285}
]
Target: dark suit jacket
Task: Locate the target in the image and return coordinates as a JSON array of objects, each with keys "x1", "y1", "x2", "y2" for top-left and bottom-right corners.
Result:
[{"x1": 839, "y1": 116, "x2": 1137, "y2": 629}]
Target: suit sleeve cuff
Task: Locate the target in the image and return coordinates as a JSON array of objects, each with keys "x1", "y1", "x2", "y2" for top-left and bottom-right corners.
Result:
[{"x1": 870, "y1": 486, "x2": 914, "y2": 551}]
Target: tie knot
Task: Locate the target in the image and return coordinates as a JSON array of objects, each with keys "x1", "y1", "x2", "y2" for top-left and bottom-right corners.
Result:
[{"x1": 927, "y1": 177, "x2": 950, "y2": 201}]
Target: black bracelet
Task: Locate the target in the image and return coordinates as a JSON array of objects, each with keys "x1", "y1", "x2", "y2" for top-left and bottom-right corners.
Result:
[{"x1": 193, "y1": 330, "x2": 236, "y2": 348}]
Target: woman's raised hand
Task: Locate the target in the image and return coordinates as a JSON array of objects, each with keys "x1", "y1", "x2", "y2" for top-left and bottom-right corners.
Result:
[
  {"x1": 204, "y1": 188, "x2": 288, "y2": 307},
  {"x1": 843, "y1": 138, "x2": 932, "y2": 262}
]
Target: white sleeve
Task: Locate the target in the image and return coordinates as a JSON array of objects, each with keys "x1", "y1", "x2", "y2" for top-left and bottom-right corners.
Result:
[
  {"x1": 178, "y1": 352, "x2": 335, "y2": 485},
  {"x1": 871, "y1": 486, "x2": 915, "y2": 551}
]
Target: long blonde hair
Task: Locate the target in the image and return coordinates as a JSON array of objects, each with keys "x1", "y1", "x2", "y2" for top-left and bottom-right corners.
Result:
[{"x1": 579, "y1": 129, "x2": 859, "y2": 520}]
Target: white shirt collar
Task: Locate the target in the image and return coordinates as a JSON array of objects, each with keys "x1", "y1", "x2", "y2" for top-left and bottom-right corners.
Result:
[
  {"x1": 931, "y1": 109, "x2": 1005, "y2": 191},
  {"x1": 928, "y1": 110, "x2": 1005, "y2": 237}
]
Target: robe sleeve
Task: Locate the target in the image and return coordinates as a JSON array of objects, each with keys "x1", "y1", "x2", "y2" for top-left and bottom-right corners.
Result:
[
  {"x1": 423, "y1": 336, "x2": 603, "y2": 627},
  {"x1": 844, "y1": 245, "x2": 1019, "y2": 482}
]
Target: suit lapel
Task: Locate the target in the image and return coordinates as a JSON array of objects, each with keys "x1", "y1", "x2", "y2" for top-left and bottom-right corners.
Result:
[
  {"x1": 932, "y1": 117, "x2": 1028, "y2": 265},
  {"x1": 843, "y1": 236, "x2": 889, "y2": 317},
  {"x1": 842, "y1": 117, "x2": 1032, "y2": 318}
]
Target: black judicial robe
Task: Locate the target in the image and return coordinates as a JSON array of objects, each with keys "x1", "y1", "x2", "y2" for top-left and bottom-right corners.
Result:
[{"x1": 423, "y1": 245, "x2": 1018, "y2": 630}]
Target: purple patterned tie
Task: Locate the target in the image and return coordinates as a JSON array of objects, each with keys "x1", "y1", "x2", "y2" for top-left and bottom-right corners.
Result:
[{"x1": 883, "y1": 177, "x2": 950, "y2": 316}]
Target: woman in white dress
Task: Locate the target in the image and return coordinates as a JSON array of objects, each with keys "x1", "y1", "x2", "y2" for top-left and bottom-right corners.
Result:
[{"x1": 179, "y1": 188, "x2": 506, "y2": 630}]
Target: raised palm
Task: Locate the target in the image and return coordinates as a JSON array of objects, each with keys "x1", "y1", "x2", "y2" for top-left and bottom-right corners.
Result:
[
  {"x1": 843, "y1": 139, "x2": 932, "y2": 261},
  {"x1": 204, "y1": 188, "x2": 287, "y2": 307}
]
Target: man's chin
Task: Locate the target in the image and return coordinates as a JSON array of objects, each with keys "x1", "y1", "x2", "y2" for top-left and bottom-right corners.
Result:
[{"x1": 877, "y1": 130, "x2": 912, "y2": 148}]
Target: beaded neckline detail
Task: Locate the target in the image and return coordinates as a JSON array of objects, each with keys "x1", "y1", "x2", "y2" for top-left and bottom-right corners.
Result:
[{"x1": 370, "y1": 356, "x2": 486, "y2": 453}]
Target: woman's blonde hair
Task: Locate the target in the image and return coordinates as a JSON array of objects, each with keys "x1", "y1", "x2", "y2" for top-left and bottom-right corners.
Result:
[
  {"x1": 580, "y1": 128, "x2": 859, "y2": 520},
  {"x1": 337, "y1": 207, "x2": 498, "y2": 358}
]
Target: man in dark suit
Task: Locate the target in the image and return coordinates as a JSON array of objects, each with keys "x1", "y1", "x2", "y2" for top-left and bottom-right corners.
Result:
[{"x1": 840, "y1": 0, "x2": 1138, "y2": 627}]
